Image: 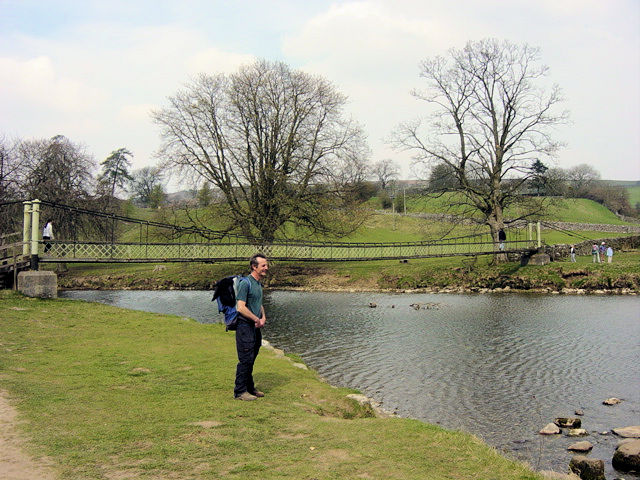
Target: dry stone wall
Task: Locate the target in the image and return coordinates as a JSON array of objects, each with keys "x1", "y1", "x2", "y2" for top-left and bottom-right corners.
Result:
[{"x1": 542, "y1": 235, "x2": 640, "y2": 261}]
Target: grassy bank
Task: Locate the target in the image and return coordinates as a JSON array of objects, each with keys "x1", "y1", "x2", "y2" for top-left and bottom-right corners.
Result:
[
  {"x1": 53, "y1": 249, "x2": 640, "y2": 294},
  {"x1": 0, "y1": 290, "x2": 543, "y2": 479}
]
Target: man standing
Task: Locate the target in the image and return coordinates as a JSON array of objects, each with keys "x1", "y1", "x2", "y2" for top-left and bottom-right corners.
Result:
[
  {"x1": 234, "y1": 253, "x2": 268, "y2": 401},
  {"x1": 606, "y1": 245, "x2": 613, "y2": 263}
]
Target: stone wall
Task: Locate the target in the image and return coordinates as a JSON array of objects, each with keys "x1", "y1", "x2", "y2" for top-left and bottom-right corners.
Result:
[
  {"x1": 541, "y1": 235, "x2": 640, "y2": 261},
  {"x1": 377, "y1": 211, "x2": 640, "y2": 233},
  {"x1": 540, "y1": 221, "x2": 640, "y2": 234}
]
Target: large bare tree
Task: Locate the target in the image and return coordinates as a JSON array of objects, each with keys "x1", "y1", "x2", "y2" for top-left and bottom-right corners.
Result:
[
  {"x1": 395, "y1": 39, "x2": 567, "y2": 248},
  {"x1": 153, "y1": 59, "x2": 369, "y2": 241},
  {"x1": 372, "y1": 158, "x2": 399, "y2": 192}
]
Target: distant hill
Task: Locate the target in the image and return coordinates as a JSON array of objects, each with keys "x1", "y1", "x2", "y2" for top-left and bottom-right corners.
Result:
[
  {"x1": 601, "y1": 180, "x2": 640, "y2": 187},
  {"x1": 165, "y1": 190, "x2": 196, "y2": 205}
]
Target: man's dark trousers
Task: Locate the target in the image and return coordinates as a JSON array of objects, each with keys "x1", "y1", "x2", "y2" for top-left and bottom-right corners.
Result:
[{"x1": 234, "y1": 318, "x2": 262, "y2": 397}]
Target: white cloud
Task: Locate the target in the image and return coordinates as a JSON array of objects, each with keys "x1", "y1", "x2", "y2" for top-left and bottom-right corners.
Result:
[
  {"x1": 0, "y1": 0, "x2": 637, "y2": 181},
  {"x1": 0, "y1": 23, "x2": 259, "y2": 169},
  {"x1": 0, "y1": 55, "x2": 106, "y2": 113},
  {"x1": 281, "y1": 0, "x2": 640, "y2": 179}
]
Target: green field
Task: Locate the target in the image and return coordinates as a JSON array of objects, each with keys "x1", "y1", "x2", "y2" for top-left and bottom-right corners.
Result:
[
  {"x1": 626, "y1": 185, "x2": 640, "y2": 207},
  {"x1": 116, "y1": 193, "x2": 637, "y2": 247}
]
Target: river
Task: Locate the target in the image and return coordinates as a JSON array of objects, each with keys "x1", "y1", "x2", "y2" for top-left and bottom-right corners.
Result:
[{"x1": 60, "y1": 289, "x2": 640, "y2": 477}]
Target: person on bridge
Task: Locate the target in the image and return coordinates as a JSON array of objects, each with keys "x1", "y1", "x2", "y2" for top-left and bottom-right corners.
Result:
[
  {"x1": 234, "y1": 253, "x2": 269, "y2": 401},
  {"x1": 498, "y1": 228, "x2": 506, "y2": 251},
  {"x1": 42, "y1": 219, "x2": 54, "y2": 253}
]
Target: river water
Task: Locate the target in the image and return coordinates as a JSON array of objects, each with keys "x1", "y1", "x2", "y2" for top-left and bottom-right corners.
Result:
[{"x1": 60, "y1": 290, "x2": 640, "y2": 477}]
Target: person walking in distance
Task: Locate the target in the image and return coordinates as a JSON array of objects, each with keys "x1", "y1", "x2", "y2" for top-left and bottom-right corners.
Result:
[
  {"x1": 234, "y1": 253, "x2": 268, "y2": 401},
  {"x1": 570, "y1": 245, "x2": 576, "y2": 262},
  {"x1": 498, "y1": 228, "x2": 506, "y2": 251},
  {"x1": 42, "y1": 219, "x2": 54, "y2": 253}
]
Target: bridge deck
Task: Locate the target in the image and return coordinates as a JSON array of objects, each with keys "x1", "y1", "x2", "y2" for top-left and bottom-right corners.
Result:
[{"x1": 33, "y1": 240, "x2": 537, "y2": 263}]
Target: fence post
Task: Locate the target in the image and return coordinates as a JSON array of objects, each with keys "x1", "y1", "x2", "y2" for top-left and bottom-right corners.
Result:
[
  {"x1": 13, "y1": 251, "x2": 17, "y2": 290},
  {"x1": 537, "y1": 221, "x2": 541, "y2": 248},
  {"x1": 22, "y1": 201, "x2": 31, "y2": 257},
  {"x1": 30, "y1": 199, "x2": 40, "y2": 270}
]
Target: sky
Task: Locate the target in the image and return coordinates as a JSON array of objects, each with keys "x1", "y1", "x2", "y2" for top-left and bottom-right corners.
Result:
[{"x1": 1, "y1": 0, "x2": 639, "y2": 189}]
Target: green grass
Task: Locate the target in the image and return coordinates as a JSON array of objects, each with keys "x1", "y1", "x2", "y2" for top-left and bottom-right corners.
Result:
[
  {"x1": 0, "y1": 291, "x2": 543, "y2": 480},
  {"x1": 115, "y1": 192, "x2": 636, "y2": 248},
  {"x1": 403, "y1": 193, "x2": 632, "y2": 225},
  {"x1": 626, "y1": 185, "x2": 640, "y2": 207},
  {"x1": 536, "y1": 198, "x2": 628, "y2": 224}
]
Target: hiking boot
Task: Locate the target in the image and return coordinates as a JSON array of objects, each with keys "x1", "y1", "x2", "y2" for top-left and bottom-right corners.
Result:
[
  {"x1": 251, "y1": 390, "x2": 265, "y2": 398},
  {"x1": 235, "y1": 392, "x2": 258, "y2": 401}
]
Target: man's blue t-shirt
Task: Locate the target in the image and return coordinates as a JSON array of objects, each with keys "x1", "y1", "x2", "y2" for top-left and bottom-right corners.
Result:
[{"x1": 236, "y1": 275, "x2": 263, "y2": 318}]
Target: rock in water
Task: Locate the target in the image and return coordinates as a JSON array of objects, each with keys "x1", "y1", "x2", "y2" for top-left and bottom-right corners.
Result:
[
  {"x1": 603, "y1": 397, "x2": 622, "y2": 405},
  {"x1": 612, "y1": 438, "x2": 640, "y2": 472},
  {"x1": 613, "y1": 425, "x2": 640, "y2": 438},
  {"x1": 568, "y1": 456, "x2": 605, "y2": 480},
  {"x1": 567, "y1": 428, "x2": 588, "y2": 437},
  {"x1": 567, "y1": 441, "x2": 593, "y2": 452},
  {"x1": 555, "y1": 417, "x2": 582, "y2": 428},
  {"x1": 539, "y1": 423, "x2": 561, "y2": 435}
]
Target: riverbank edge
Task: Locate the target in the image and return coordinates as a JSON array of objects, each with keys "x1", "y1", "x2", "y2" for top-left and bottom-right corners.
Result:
[
  {"x1": 51, "y1": 249, "x2": 640, "y2": 295},
  {"x1": 0, "y1": 291, "x2": 551, "y2": 480},
  {"x1": 59, "y1": 284, "x2": 639, "y2": 296}
]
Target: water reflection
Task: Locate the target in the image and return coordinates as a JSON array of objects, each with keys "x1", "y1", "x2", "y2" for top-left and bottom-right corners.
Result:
[{"x1": 61, "y1": 290, "x2": 640, "y2": 477}]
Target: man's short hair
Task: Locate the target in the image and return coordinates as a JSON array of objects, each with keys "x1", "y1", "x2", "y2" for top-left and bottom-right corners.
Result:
[{"x1": 249, "y1": 253, "x2": 267, "y2": 270}]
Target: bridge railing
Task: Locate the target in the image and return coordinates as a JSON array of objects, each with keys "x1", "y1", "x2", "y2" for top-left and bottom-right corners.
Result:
[
  {"x1": 0, "y1": 234, "x2": 30, "y2": 287},
  {"x1": 39, "y1": 237, "x2": 537, "y2": 262}
]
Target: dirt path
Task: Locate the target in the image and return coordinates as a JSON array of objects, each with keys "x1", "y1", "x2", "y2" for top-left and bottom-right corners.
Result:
[{"x1": 0, "y1": 390, "x2": 57, "y2": 480}]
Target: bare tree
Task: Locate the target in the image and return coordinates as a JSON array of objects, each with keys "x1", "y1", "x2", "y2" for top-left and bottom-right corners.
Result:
[
  {"x1": 372, "y1": 159, "x2": 399, "y2": 191},
  {"x1": 543, "y1": 167, "x2": 568, "y2": 196},
  {"x1": 0, "y1": 136, "x2": 23, "y2": 202},
  {"x1": 129, "y1": 166, "x2": 165, "y2": 207},
  {"x1": 565, "y1": 163, "x2": 600, "y2": 197},
  {"x1": 394, "y1": 39, "x2": 568, "y2": 251},
  {"x1": 153, "y1": 59, "x2": 369, "y2": 241},
  {"x1": 0, "y1": 136, "x2": 24, "y2": 235},
  {"x1": 13, "y1": 135, "x2": 103, "y2": 240},
  {"x1": 428, "y1": 162, "x2": 458, "y2": 192}
]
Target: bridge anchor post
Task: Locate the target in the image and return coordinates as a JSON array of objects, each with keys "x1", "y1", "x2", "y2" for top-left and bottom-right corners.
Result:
[{"x1": 30, "y1": 199, "x2": 40, "y2": 271}]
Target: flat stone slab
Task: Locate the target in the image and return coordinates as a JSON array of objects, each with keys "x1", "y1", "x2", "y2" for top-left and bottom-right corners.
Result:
[
  {"x1": 613, "y1": 426, "x2": 640, "y2": 438},
  {"x1": 539, "y1": 423, "x2": 561, "y2": 435},
  {"x1": 17, "y1": 271, "x2": 57, "y2": 299},
  {"x1": 567, "y1": 441, "x2": 593, "y2": 452}
]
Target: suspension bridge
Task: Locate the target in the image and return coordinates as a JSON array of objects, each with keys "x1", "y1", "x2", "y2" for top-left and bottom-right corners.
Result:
[{"x1": 1, "y1": 199, "x2": 542, "y2": 283}]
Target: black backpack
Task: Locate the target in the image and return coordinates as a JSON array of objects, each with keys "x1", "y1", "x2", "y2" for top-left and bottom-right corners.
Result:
[{"x1": 212, "y1": 275, "x2": 250, "y2": 331}]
